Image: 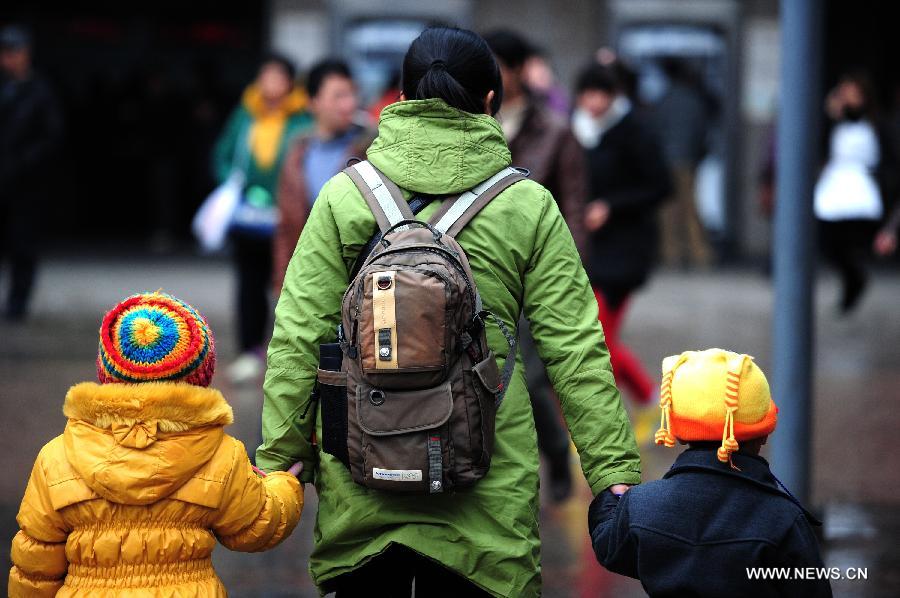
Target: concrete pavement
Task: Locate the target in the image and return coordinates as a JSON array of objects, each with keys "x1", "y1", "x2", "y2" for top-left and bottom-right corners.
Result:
[{"x1": 1, "y1": 254, "x2": 897, "y2": 596}]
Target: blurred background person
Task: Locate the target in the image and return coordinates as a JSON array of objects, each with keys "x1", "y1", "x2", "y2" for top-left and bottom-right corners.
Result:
[
  {"x1": 273, "y1": 59, "x2": 374, "y2": 294},
  {"x1": 523, "y1": 50, "x2": 569, "y2": 117},
  {"x1": 815, "y1": 71, "x2": 899, "y2": 314},
  {"x1": 212, "y1": 54, "x2": 310, "y2": 384},
  {"x1": 367, "y1": 69, "x2": 401, "y2": 122},
  {"x1": 484, "y1": 28, "x2": 589, "y2": 502},
  {"x1": 0, "y1": 24, "x2": 62, "y2": 322},
  {"x1": 484, "y1": 29, "x2": 586, "y2": 245},
  {"x1": 573, "y1": 63, "x2": 671, "y2": 419},
  {"x1": 596, "y1": 47, "x2": 640, "y2": 107},
  {"x1": 652, "y1": 57, "x2": 713, "y2": 269}
]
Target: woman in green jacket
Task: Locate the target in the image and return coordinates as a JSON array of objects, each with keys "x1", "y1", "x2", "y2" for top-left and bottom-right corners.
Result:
[
  {"x1": 257, "y1": 28, "x2": 641, "y2": 597},
  {"x1": 212, "y1": 54, "x2": 311, "y2": 383}
]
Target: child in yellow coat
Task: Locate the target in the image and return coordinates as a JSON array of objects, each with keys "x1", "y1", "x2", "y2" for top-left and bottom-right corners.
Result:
[{"x1": 8, "y1": 291, "x2": 303, "y2": 597}]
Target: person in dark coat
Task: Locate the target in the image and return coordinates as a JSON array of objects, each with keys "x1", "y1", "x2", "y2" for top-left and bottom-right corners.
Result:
[
  {"x1": 652, "y1": 57, "x2": 714, "y2": 268},
  {"x1": 0, "y1": 25, "x2": 63, "y2": 321},
  {"x1": 572, "y1": 63, "x2": 671, "y2": 406},
  {"x1": 590, "y1": 349, "x2": 831, "y2": 598}
]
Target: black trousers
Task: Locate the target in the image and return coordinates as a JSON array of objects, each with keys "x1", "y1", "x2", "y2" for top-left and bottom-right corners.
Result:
[
  {"x1": 329, "y1": 544, "x2": 492, "y2": 597},
  {"x1": 231, "y1": 233, "x2": 273, "y2": 351},
  {"x1": 0, "y1": 195, "x2": 39, "y2": 318},
  {"x1": 818, "y1": 219, "x2": 877, "y2": 312}
]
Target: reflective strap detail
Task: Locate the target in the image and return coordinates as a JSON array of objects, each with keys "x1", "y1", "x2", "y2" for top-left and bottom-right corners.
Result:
[
  {"x1": 372, "y1": 271, "x2": 398, "y2": 369},
  {"x1": 428, "y1": 436, "x2": 443, "y2": 493},
  {"x1": 352, "y1": 161, "x2": 409, "y2": 230},
  {"x1": 433, "y1": 167, "x2": 519, "y2": 234}
]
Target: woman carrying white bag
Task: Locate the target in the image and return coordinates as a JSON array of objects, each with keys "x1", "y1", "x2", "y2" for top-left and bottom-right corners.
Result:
[{"x1": 196, "y1": 53, "x2": 310, "y2": 383}]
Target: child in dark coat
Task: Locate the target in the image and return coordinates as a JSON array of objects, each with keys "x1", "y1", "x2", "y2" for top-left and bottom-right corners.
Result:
[{"x1": 589, "y1": 349, "x2": 832, "y2": 597}]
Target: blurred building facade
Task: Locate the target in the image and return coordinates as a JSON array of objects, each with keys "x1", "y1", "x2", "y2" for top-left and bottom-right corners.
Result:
[
  {"x1": 3, "y1": 0, "x2": 898, "y2": 261},
  {"x1": 271, "y1": 0, "x2": 776, "y2": 260}
]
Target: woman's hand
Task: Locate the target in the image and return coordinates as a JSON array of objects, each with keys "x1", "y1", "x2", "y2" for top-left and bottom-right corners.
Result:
[
  {"x1": 585, "y1": 200, "x2": 611, "y2": 232},
  {"x1": 874, "y1": 229, "x2": 897, "y2": 256},
  {"x1": 608, "y1": 483, "x2": 632, "y2": 496},
  {"x1": 287, "y1": 461, "x2": 304, "y2": 477}
]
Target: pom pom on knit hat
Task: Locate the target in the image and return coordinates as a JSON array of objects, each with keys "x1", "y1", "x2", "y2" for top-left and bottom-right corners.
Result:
[
  {"x1": 655, "y1": 349, "x2": 777, "y2": 465},
  {"x1": 97, "y1": 291, "x2": 216, "y2": 387}
]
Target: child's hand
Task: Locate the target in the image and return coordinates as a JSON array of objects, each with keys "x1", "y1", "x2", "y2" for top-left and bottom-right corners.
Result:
[
  {"x1": 287, "y1": 461, "x2": 304, "y2": 477},
  {"x1": 608, "y1": 484, "x2": 632, "y2": 497}
]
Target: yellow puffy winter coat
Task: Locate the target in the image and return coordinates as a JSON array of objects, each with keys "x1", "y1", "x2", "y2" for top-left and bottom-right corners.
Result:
[{"x1": 8, "y1": 381, "x2": 303, "y2": 597}]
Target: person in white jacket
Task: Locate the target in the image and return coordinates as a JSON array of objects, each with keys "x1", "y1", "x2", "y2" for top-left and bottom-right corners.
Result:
[{"x1": 815, "y1": 71, "x2": 898, "y2": 313}]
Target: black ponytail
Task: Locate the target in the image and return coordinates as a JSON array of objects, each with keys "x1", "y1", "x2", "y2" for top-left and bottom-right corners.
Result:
[{"x1": 402, "y1": 27, "x2": 503, "y2": 115}]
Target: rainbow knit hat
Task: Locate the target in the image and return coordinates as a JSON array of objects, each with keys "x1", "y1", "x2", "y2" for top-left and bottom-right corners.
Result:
[
  {"x1": 97, "y1": 291, "x2": 216, "y2": 387},
  {"x1": 655, "y1": 349, "x2": 778, "y2": 464}
]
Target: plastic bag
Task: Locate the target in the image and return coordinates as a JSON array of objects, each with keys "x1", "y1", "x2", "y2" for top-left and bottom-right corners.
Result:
[{"x1": 191, "y1": 173, "x2": 243, "y2": 252}]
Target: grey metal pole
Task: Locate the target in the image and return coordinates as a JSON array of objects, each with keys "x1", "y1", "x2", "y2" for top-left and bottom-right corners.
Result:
[{"x1": 770, "y1": 0, "x2": 823, "y2": 505}]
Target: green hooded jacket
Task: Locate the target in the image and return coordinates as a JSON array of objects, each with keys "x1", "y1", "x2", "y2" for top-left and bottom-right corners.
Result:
[{"x1": 257, "y1": 99, "x2": 642, "y2": 597}]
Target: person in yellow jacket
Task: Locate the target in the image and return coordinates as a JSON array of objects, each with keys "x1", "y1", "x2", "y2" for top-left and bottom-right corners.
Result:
[{"x1": 8, "y1": 291, "x2": 303, "y2": 597}]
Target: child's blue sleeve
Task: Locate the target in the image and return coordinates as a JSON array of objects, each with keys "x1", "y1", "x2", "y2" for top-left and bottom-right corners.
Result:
[{"x1": 588, "y1": 489, "x2": 639, "y2": 579}]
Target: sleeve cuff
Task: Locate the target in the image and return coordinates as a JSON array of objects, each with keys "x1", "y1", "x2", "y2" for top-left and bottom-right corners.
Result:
[
  {"x1": 255, "y1": 450, "x2": 316, "y2": 485},
  {"x1": 587, "y1": 490, "x2": 621, "y2": 532},
  {"x1": 590, "y1": 470, "x2": 642, "y2": 496},
  {"x1": 299, "y1": 462, "x2": 315, "y2": 484}
]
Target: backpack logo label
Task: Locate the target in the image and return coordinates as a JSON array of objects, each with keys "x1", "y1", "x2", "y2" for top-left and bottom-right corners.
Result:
[
  {"x1": 372, "y1": 468, "x2": 422, "y2": 482},
  {"x1": 372, "y1": 271, "x2": 398, "y2": 369}
]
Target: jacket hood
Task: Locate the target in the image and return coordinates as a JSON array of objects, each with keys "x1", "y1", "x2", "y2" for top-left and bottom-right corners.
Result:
[
  {"x1": 367, "y1": 99, "x2": 512, "y2": 195},
  {"x1": 62, "y1": 382, "x2": 233, "y2": 505}
]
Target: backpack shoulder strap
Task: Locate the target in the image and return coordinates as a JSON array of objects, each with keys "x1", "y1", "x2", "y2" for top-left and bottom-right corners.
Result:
[
  {"x1": 343, "y1": 160, "x2": 414, "y2": 233},
  {"x1": 429, "y1": 167, "x2": 527, "y2": 237}
]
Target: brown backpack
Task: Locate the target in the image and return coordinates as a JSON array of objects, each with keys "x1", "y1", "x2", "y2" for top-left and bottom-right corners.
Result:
[{"x1": 317, "y1": 160, "x2": 526, "y2": 494}]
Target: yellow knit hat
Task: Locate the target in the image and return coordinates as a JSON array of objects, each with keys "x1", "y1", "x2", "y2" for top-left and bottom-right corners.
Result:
[{"x1": 655, "y1": 349, "x2": 778, "y2": 464}]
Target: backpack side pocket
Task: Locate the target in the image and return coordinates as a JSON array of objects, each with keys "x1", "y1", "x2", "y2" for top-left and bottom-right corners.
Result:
[{"x1": 318, "y1": 368, "x2": 350, "y2": 469}]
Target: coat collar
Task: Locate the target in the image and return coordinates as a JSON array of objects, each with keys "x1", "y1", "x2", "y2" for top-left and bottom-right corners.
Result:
[
  {"x1": 665, "y1": 447, "x2": 821, "y2": 525},
  {"x1": 63, "y1": 381, "x2": 233, "y2": 433}
]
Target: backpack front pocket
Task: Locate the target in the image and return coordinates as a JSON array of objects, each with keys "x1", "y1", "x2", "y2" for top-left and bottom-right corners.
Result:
[
  {"x1": 355, "y1": 381, "x2": 454, "y2": 493},
  {"x1": 358, "y1": 267, "x2": 453, "y2": 388}
]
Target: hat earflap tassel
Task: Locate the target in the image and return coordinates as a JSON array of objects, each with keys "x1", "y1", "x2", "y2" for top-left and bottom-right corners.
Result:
[
  {"x1": 718, "y1": 355, "x2": 747, "y2": 469},
  {"x1": 655, "y1": 369, "x2": 676, "y2": 448}
]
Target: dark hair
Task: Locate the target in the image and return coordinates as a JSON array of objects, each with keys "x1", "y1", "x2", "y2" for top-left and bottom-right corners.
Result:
[
  {"x1": 260, "y1": 52, "x2": 296, "y2": 81},
  {"x1": 838, "y1": 69, "x2": 880, "y2": 118},
  {"x1": 483, "y1": 29, "x2": 534, "y2": 70},
  {"x1": 307, "y1": 58, "x2": 353, "y2": 98},
  {"x1": 575, "y1": 63, "x2": 619, "y2": 96},
  {"x1": 402, "y1": 27, "x2": 502, "y2": 115}
]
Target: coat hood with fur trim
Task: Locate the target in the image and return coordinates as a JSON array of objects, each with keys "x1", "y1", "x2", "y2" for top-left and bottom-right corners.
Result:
[{"x1": 62, "y1": 382, "x2": 234, "y2": 505}]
